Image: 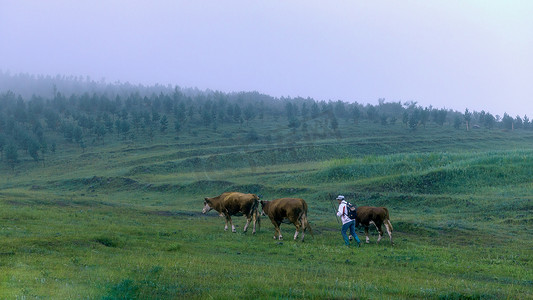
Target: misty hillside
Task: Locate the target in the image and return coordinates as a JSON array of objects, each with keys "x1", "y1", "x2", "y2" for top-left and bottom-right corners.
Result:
[
  {"x1": 0, "y1": 72, "x2": 531, "y2": 170},
  {"x1": 1, "y1": 73, "x2": 532, "y2": 300}
]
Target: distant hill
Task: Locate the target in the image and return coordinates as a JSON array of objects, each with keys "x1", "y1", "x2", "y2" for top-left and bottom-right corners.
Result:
[{"x1": 1, "y1": 71, "x2": 531, "y2": 171}]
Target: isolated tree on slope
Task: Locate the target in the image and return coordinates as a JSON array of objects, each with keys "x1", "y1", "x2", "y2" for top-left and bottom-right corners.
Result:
[
  {"x1": 464, "y1": 109, "x2": 472, "y2": 131},
  {"x1": 5, "y1": 143, "x2": 18, "y2": 171}
]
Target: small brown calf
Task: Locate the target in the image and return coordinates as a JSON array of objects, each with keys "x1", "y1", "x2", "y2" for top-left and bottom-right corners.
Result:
[{"x1": 355, "y1": 206, "x2": 394, "y2": 245}]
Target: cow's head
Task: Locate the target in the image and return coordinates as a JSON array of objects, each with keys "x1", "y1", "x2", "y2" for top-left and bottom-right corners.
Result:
[{"x1": 202, "y1": 198, "x2": 213, "y2": 214}]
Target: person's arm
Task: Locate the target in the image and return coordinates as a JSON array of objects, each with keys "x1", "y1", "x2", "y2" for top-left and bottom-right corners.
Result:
[{"x1": 337, "y1": 203, "x2": 344, "y2": 217}]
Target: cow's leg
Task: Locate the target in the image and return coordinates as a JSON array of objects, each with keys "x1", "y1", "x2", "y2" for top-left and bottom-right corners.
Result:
[
  {"x1": 256, "y1": 210, "x2": 261, "y2": 233},
  {"x1": 364, "y1": 226, "x2": 370, "y2": 243},
  {"x1": 372, "y1": 220, "x2": 384, "y2": 244},
  {"x1": 376, "y1": 224, "x2": 384, "y2": 244},
  {"x1": 299, "y1": 214, "x2": 309, "y2": 242},
  {"x1": 226, "y1": 215, "x2": 236, "y2": 233},
  {"x1": 276, "y1": 222, "x2": 283, "y2": 240},
  {"x1": 224, "y1": 214, "x2": 229, "y2": 231},
  {"x1": 243, "y1": 215, "x2": 251, "y2": 233},
  {"x1": 270, "y1": 219, "x2": 281, "y2": 239},
  {"x1": 251, "y1": 210, "x2": 258, "y2": 234},
  {"x1": 300, "y1": 217, "x2": 306, "y2": 242},
  {"x1": 384, "y1": 220, "x2": 394, "y2": 245},
  {"x1": 293, "y1": 221, "x2": 301, "y2": 241}
]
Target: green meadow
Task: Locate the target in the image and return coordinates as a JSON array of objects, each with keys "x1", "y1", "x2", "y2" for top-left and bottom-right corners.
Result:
[{"x1": 1, "y1": 103, "x2": 533, "y2": 298}]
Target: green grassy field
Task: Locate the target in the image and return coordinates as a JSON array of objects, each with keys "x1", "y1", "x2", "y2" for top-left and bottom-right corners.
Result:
[{"x1": 1, "y1": 119, "x2": 532, "y2": 299}]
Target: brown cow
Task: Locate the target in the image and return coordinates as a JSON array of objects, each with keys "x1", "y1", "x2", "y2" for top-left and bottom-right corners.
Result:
[
  {"x1": 260, "y1": 198, "x2": 313, "y2": 242},
  {"x1": 355, "y1": 206, "x2": 394, "y2": 245},
  {"x1": 202, "y1": 192, "x2": 260, "y2": 234}
]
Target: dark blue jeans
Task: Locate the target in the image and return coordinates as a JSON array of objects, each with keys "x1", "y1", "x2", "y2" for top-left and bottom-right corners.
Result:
[{"x1": 341, "y1": 220, "x2": 360, "y2": 246}]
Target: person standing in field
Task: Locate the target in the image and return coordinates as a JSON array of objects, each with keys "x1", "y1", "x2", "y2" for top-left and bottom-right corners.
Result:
[{"x1": 336, "y1": 195, "x2": 361, "y2": 247}]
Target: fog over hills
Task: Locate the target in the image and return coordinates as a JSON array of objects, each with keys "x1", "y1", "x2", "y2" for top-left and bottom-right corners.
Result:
[{"x1": 2, "y1": 2, "x2": 531, "y2": 117}]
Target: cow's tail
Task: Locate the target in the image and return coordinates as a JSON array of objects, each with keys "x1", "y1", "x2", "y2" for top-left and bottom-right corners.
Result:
[
  {"x1": 250, "y1": 198, "x2": 260, "y2": 232},
  {"x1": 382, "y1": 207, "x2": 394, "y2": 245},
  {"x1": 305, "y1": 213, "x2": 314, "y2": 237},
  {"x1": 299, "y1": 210, "x2": 313, "y2": 237},
  {"x1": 382, "y1": 207, "x2": 393, "y2": 231},
  {"x1": 386, "y1": 219, "x2": 393, "y2": 232},
  {"x1": 254, "y1": 207, "x2": 261, "y2": 232}
]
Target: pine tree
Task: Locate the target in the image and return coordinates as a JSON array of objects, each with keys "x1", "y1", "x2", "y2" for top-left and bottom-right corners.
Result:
[
  {"x1": 464, "y1": 109, "x2": 472, "y2": 131},
  {"x1": 160, "y1": 115, "x2": 168, "y2": 133},
  {"x1": 5, "y1": 143, "x2": 18, "y2": 171},
  {"x1": 330, "y1": 115, "x2": 339, "y2": 130},
  {"x1": 174, "y1": 119, "x2": 181, "y2": 139}
]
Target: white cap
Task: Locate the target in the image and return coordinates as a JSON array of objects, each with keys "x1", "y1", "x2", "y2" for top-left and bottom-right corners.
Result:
[{"x1": 336, "y1": 195, "x2": 345, "y2": 200}]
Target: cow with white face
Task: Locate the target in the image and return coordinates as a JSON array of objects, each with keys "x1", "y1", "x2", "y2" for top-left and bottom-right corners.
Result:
[{"x1": 202, "y1": 192, "x2": 260, "y2": 234}]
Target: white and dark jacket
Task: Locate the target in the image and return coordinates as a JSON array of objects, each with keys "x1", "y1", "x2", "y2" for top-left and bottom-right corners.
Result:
[{"x1": 336, "y1": 200, "x2": 353, "y2": 225}]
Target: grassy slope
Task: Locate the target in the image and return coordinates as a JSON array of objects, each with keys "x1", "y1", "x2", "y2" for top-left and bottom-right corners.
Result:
[{"x1": 1, "y1": 119, "x2": 532, "y2": 299}]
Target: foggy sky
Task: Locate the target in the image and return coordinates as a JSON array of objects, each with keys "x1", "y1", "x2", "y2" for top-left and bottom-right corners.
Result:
[{"x1": 1, "y1": 1, "x2": 532, "y2": 117}]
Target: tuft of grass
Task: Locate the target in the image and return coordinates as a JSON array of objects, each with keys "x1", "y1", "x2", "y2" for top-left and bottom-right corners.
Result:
[{"x1": 93, "y1": 236, "x2": 119, "y2": 248}]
